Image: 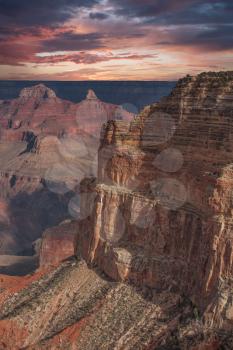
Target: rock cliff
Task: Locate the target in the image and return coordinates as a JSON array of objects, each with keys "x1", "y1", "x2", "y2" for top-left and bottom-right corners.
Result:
[{"x1": 76, "y1": 72, "x2": 233, "y2": 329}]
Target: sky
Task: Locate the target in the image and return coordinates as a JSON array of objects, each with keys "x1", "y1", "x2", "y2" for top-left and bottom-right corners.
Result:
[{"x1": 0, "y1": 0, "x2": 232, "y2": 80}]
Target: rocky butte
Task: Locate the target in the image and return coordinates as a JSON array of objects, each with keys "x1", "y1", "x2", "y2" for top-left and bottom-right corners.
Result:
[
  {"x1": 0, "y1": 71, "x2": 233, "y2": 349},
  {"x1": 0, "y1": 84, "x2": 133, "y2": 141}
]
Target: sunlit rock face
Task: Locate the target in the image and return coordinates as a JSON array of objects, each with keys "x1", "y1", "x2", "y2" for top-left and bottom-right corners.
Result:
[{"x1": 77, "y1": 72, "x2": 233, "y2": 328}]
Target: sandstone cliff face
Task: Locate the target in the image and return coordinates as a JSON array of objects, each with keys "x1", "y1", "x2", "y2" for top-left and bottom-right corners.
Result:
[{"x1": 76, "y1": 72, "x2": 233, "y2": 329}]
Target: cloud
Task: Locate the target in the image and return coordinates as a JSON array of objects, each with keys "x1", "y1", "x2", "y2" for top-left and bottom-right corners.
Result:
[
  {"x1": 3, "y1": 67, "x2": 105, "y2": 80},
  {"x1": 108, "y1": 0, "x2": 233, "y2": 50},
  {"x1": 0, "y1": 22, "x2": 149, "y2": 66},
  {"x1": 0, "y1": 0, "x2": 232, "y2": 79},
  {"x1": 42, "y1": 31, "x2": 105, "y2": 51},
  {"x1": 0, "y1": 40, "x2": 40, "y2": 65},
  {"x1": 157, "y1": 24, "x2": 233, "y2": 51},
  {"x1": 0, "y1": 0, "x2": 99, "y2": 26},
  {"x1": 35, "y1": 52, "x2": 155, "y2": 65},
  {"x1": 89, "y1": 12, "x2": 109, "y2": 20},
  {"x1": 39, "y1": 27, "x2": 145, "y2": 53},
  {"x1": 110, "y1": 0, "x2": 233, "y2": 25},
  {"x1": 110, "y1": 0, "x2": 193, "y2": 18}
]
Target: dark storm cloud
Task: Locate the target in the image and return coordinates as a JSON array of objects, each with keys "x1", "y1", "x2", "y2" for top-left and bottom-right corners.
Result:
[
  {"x1": 145, "y1": 1, "x2": 233, "y2": 26},
  {"x1": 110, "y1": 0, "x2": 191, "y2": 18},
  {"x1": 0, "y1": 0, "x2": 99, "y2": 26},
  {"x1": 157, "y1": 24, "x2": 233, "y2": 50},
  {"x1": 0, "y1": 26, "x2": 42, "y2": 42},
  {"x1": 89, "y1": 12, "x2": 109, "y2": 20},
  {"x1": 110, "y1": 0, "x2": 233, "y2": 24},
  {"x1": 42, "y1": 31, "x2": 105, "y2": 51},
  {"x1": 41, "y1": 30, "x2": 145, "y2": 52},
  {"x1": 109, "y1": 0, "x2": 233, "y2": 51},
  {"x1": 183, "y1": 24, "x2": 233, "y2": 50}
]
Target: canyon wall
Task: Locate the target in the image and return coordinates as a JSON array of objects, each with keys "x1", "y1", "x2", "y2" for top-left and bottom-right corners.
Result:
[{"x1": 77, "y1": 72, "x2": 233, "y2": 328}]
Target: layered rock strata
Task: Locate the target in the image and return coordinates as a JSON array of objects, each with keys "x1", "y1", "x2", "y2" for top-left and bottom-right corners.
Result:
[{"x1": 76, "y1": 72, "x2": 233, "y2": 330}]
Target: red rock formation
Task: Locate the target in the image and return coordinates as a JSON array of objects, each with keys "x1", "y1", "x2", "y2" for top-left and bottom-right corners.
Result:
[
  {"x1": 76, "y1": 71, "x2": 233, "y2": 329},
  {"x1": 0, "y1": 84, "x2": 133, "y2": 141},
  {"x1": 39, "y1": 221, "x2": 76, "y2": 268},
  {"x1": 76, "y1": 89, "x2": 133, "y2": 136},
  {"x1": 0, "y1": 84, "x2": 76, "y2": 139},
  {"x1": 0, "y1": 270, "x2": 46, "y2": 307}
]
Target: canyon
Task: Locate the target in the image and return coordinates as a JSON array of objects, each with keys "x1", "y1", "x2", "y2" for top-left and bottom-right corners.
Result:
[
  {"x1": 0, "y1": 84, "x2": 133, "y2": 257},
  {"x1": 0, "y1": 71, "x2": 233, "y2": 349}
]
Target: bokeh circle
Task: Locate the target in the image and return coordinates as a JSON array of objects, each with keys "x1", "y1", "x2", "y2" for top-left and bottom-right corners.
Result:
[
  {"x1": 153, "y1": 148, "x2": 184, "y2": 173},
  {"x1": 150, "y1": 178, "x2": 187, "y2": 210}
]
